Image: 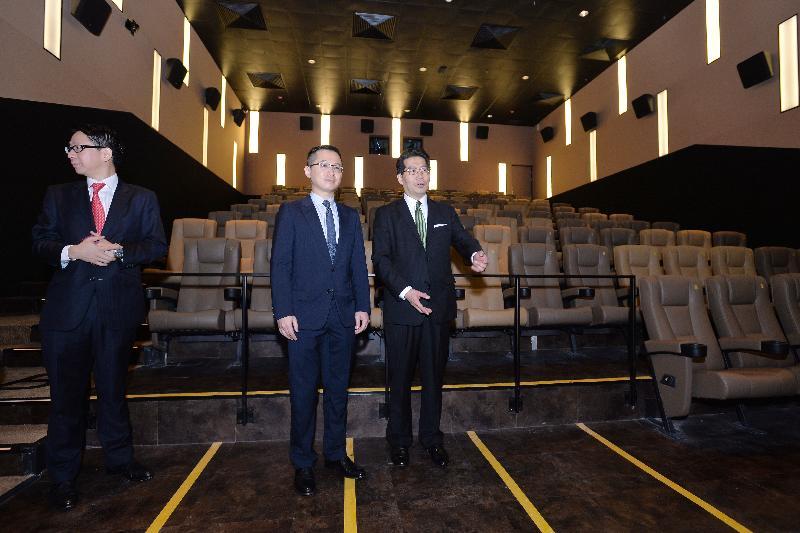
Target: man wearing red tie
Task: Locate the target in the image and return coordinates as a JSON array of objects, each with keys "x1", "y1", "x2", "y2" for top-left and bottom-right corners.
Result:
[{"x1": 32, "y1": 124, "x2": 167, "y2": 511}]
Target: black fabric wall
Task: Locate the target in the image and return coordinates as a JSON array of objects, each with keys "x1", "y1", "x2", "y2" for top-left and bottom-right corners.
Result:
[
  {"x1": 551, "y1": 144, "x2": 800, "y2": 249},
  {"x1": 0, "y1": 97, "x2": 246, "y2": 295}
]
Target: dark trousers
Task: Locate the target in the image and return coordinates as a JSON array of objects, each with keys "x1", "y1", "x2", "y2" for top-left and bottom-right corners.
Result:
[
  {"x1": 288, "y1": 301, "x2": 354, "y2": 468},
  {"x1": 384, "y1": 317, "x2": 450, "y2": 448},
  {"x1": 41, "y1": 297, "x2": 135, "y2": 483}
]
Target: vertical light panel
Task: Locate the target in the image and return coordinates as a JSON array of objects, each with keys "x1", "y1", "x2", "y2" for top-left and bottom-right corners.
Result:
[
  {"x1": 459, "y1": 122, "x2": 469, "y2": 161},
  {"x1": 589, "y1": 130, "x2": 597, "y2": 181},
  {"x1": 779, "y1": 15, "x2": 799, "y2": 112},
  {"x1": 220, "y1": 77, "x2": 226, "y2": 128},
  {"x1": 657, "y1": 90, "x2": 669, "y2": 157},
  {"x1": 43, "y1": 0, "x2": 61, "y2": 59},
  {"x1": 248, "y1": 112, "x2": 260, "y2": 153},
  {"x1": 354, "y1": 156, "x2": 364, "y2": 195},
  {"x1": 151, "y1": 50, "x2": 161, "y2": 130},
  {"x1": 429, "y1": 159, "x2": 438, "y2": 190},
  {"x1": 391, "y1": 118, "x2": 401, "y2": 158},
  {"x1": 232, "y1": 142, "x2": 238, "y2": 189},
  {"x1": 202, "y1": 108, "x2": 209, "y2": 167},
  {"x1": 564, "y1": 99, "x2": 572, "y2": 146},
  {"x1": 498, "y1": 163, "x2": 507, "y2": 194},
  {"x1": 546, "y1": 156, "x2": 553, "y2": 198},
  {"x1": 321, "y1": 114, "x2": 331, "y2": 145},
  {"x1": 705, "y1": 0, "x2": 721, "y2": 64},
  {"x1": 276, "y1": 154, "x2": 286, "y2": 186},
  {"x1": 110, "y1": 0, "x2": 123, "y2": 9},
  {"x1": 182, "y1": 18, "x2": 191, "y2": 86},
  {"x1": 618, "y1": 56, "x2": 628, "y2": 114}
]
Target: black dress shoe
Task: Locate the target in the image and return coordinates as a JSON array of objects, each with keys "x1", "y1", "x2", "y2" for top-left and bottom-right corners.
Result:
[
  {"x1": 390, "y1": 446, "x2": 409, "y2": 467},
  {"x1": 106, "y1": 460, "x2": 153, "y2": 482},
  {"x1": 49, "y1": 481, "x2": 79, "y2": 512},
  {"x1": 294, "y1": 467, "x2": 316, "y2": 496},
  {"x1": 324, "y1": 456, "x2": 367, "y2": 479},
  {"x1": 427, "y1": 445, "x2": 449, "y2": 468}
]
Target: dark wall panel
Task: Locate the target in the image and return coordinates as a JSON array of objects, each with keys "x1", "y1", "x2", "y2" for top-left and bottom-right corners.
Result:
[
  {"x1": 0, "y1": 97, "x2": 246, "y2": 295},
  {"x1": 551, "y1": 144, "x2": 800, "y2": 249}
]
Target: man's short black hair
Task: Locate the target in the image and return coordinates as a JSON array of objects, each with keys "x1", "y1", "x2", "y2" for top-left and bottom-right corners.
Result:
[
  {"x1": 70, "y1": 124, "x2": 124, "y2": 167},
  {"x1": 396, "y1": 149, "x2": 430, "y2": 175},
  {"x1": 306, "y1": 145, "x2": 342, "y2": 165}
]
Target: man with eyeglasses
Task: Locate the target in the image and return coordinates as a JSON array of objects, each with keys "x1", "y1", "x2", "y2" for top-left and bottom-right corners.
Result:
[
  {"x1": 372, "y1": 149, "x2": 488, "y2": 469},
  {"x1": 32, "y1": 124, "x2": 167, "y2": 511},
  {"x1": 271, "y1": 145, "x2": 370, "y2": 496}
]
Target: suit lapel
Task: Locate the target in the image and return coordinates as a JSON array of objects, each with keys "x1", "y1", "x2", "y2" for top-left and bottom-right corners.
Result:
[
  {"x1": 394, "y1": 199, "x2": 425, "y2": 254},
  {"x1": 333, "y1": 204, "x2": 350, "y2": 267},
  {"x1": 299, "y1": 196, "x2": 329, "y2": 261},
  {"x1": 101, "y1": 180, "x2": 133, "y2": 239}
]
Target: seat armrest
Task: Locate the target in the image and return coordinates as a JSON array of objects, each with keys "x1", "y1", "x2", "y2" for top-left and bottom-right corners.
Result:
[
  {"x1": 224, "y1": 287, "x2": 243, "y2": 304},
  {"x1": 645, "y1": 340, "x2": 707, "y2": 358},
  {"x1": 717, "y1": 336, "x2": 788, "y2": 354},
  {"x1": 145, "y1": 287, "x2": 178, "y2": 301},
  {"x1": 562, "y1": 286, "x2": 594, "y2": 302}
]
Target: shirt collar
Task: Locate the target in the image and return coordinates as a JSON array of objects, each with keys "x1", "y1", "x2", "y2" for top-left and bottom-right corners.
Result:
[
  {"x1": 404, "y1": 193, "x2": 427, "y2": 210},
  {"x1": 309, "y1": 191, "x2": 336, "y2": 209},
  {"x1": 87, "y1": 173, "x2": 118, "y2": 193}
]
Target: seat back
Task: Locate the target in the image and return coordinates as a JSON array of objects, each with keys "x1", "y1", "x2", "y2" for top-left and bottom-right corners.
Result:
[
  {"x1": 618, "y1": 220, "x2": 651, "y2": 234},
  {"x1": 559, "y1": 226, "x2": 598, "y2": 246},
  {"x1": 498, "y1": 208, "x2": 525, "y2": 223},
  {"x1": 458, "y1": 215, "x2": 477, "y2": 233},
  {"x1": 652, "y1": 221, "x2": 680, "y2": 232},
  {"x1": 466, "y1": 208, "x2": 493, "y2": 222},
  {"x1": 600, "y1": 227, "x2": 636, "y2": 252},
  {"x1": 529, "y1": 208, "x2": 552, "y2": 219},
  {"x1": 178, "y1": 238, "x2": 240, "y2": 312},
  {"x1": 705, "y1": 275, "x2": 791, "y2": 367},
  {"x1": 459, "y1": 239, "x2": 505, "y2": 312},
  {"x1": 519, "y1": 226, "x2": 555, "y2": 245},
  {"x1": 590, "y1": 220, "x2": 616, "y2": 232},
  {"x1": 771, "y1": 273, "x2": 800, "y2": 346},
  {"x1": 508, "y1": 243, "x2": 564, "y2": 309},
  {"x1": 477, "y1": 203, "x2": 499, "y2": 216},
  {"x1": 676, "y1": 229, "x2": 712, "y2": 248},
  {"x1": 577, "y1": 207, "x2": 600, "y2": 214},
  {"x1": 554, "y1": 212, "x2": 581, "y2": 222},
  {"x1": 166, "y1": 218, "x2": 217, "y2": 271},
  {"x1": 524, "y1": 217, "x2": 554, "y2": 229},
  {"x1": 581, "y1": 212, "x2": 607, "y2": 223},
  {"x1": 662, "y1": 246, "x2": 712, "y2": 283},
  {"x1": 225, "y1": 220, "x2": 268, "y2": 273},
  {"x1": 250, "y1": 239, "x2": 273, "y2": 312},
  {"x1": 247, "y1": 198, "x2": 269, "y2": 211},
  {"x1": 639, "y1": 228, "x2": 675, "y2": 248},
  {"x1": 208, "y1": 211, "x2": 236, "y2": 237},
  {"x1": 712, "y1": 231, "x2": 747, "y2": 247},
  {"x1": 608, "y1": 213, "x2": 634, "y2": 222},
  {"x1": 755, "y1": 246, "x2": 800, "y2": 282},
  {"x1": 710, "y1": 246, "x2": 755, "y2": 276},
  {"x1": 473, "y1": 225, "x2": 511, "y2": 274},
  {"x1": 561, "y1": 244, "x2": 617, "y2": 306},
  {"x1": 613, "y1": 245, "x2": 663, "y2": 287},
  {"x1": 489, "y1": 216, "x2": 519, "y2": 243},
  {"x1": 231, "y1": 203, "x2": 257, "y2": 219},
  {"x1": 552, "y1": 205, "x2": 575, "y2": 214},
  {"x1": 556, "y1": 218, "x2": 588, "y2": 229}
]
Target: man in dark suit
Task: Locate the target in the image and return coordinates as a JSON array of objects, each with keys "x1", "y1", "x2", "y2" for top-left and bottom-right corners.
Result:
[
  {"x1": 271, "y1": 145, "x2": 370, "y2": 496},
  {"x1": 32, "y1": 124, "x2": 167, "y2": 511},
  {"x1": 372, "y1": 149, "x2": 487, "y2": 468}
]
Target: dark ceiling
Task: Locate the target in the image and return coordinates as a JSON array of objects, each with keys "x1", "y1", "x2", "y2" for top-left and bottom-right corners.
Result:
[{"x1": 177, "y1": 0, "x2": 694, "y2": 126}]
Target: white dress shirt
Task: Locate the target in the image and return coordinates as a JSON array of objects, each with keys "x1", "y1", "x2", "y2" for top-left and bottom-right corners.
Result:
[
  {"x1": 60, "y1": 174, "x2": 119, "y2": 267},
  {"x1": 309, "y1": 192, "x2": 340, "y2": 244}
]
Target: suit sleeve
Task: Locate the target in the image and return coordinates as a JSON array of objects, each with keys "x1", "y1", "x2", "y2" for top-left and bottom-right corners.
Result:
[
  {"x1": 270, "y1": 204, "x2": 294, "y2": 320},
  {"x1": 31, "y1": 186, "x2": 68, "y2": 268},
  {"x1": 371, "y1": 205, "x2": 411, "y2": 298},
  {"x1": 349, "y1": 212, "x2": 371, "y2": 314},
  {"x1": 448, "y1": 206, "x2": 482, "y2": 262},
  {"x1": 120, "y1": 190, "x2": 168, "y2": 266}
]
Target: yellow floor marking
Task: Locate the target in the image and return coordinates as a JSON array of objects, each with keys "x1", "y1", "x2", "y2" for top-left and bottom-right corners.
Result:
[
  {"x1": 344, "y1": 437, "x2": 357, "y2": 533},
  {"x1": 576, "y1": 423, "x2": 752, "y2": 532},
  {"x1": 467, "y1": 431, "x2": 555, "y2": 533},
  {"x1": 146, "y1": 442, "x2": 222, "y2": 533}
]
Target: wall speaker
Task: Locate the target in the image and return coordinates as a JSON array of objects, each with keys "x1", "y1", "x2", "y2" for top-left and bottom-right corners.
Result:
[
  {"x1": 631, "y1": 94, "x2": 655, "y2": 119},
  {"x1": 736, "y1": 51, "x2": 773, "y2": 89},
  {"x1": 580, "y1": 112, "x2": 597, "y2": 132},
  {"x1": 420, "y1": 122, "x2": 434, "y2": 136},
  {"x1": 475, "y1": 125, "x2": 489, "y2": 140},
  {"x1": 299, "y1": 116, "x2": 314, "y2": 131},
  {"x1": 71, "y1": 0, "x2": 111, "y2": 36},
  {"x1": 165, "y1": 58, "x2": 187, "y2": 89},
  {"x1": 360, "y1": 119, "x2": 374, "y2": 133},
  {"x1": 232, "y1": 109, "x2": 246, "y2": 127},
  {"x1": 540, "y1": 126, "x2": 554, "y2": 143},
  {"x1": 204, "y1": 87, "x2": 221, "y2": 111}
]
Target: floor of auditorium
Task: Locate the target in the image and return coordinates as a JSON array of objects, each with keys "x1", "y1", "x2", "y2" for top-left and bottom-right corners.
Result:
[{"x1": 3, "y1": 407, "x2": 799, "y2": 532}]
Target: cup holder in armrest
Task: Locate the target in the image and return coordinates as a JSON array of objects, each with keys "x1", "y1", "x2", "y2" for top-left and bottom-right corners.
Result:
[
  {"x1": 519, "y1": 287, "x2": 531, "y2": 299},
  {"x1": 577, "y1": 287, "x2": 595, "y2": 298},
  {"x1": 224, "y1": 287, "x2": 242, "y2": 302},
  {"x1": 454, "y1": 288, "x2": 466, "y2": 300},
  {"x1": 761, "y1": 340, "x2": 789, "y2": 356},
  {"x1": 679, "y1": 343, "x2": 707, "y2": 358}
]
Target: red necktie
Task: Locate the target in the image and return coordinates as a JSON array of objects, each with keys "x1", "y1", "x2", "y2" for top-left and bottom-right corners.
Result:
[{"x1": 91, "y1": 182, "x2": 106, "y2": 234}]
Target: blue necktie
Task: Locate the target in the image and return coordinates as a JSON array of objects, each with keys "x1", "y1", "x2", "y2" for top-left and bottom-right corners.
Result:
[{"x1": 322, "y1": 199, "x2": 337, "y2": 262}]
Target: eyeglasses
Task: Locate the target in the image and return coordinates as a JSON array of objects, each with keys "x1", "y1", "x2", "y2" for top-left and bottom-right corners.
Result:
[
  {"x1": 65, "y1": 145, "x2": 103, "y2": 154},
  {"x1": 309, "y1": 161, "x2": 344, "y2": 173},
  {"x1": 403, "y1": 167, "x2": 430, "y2": 176}
]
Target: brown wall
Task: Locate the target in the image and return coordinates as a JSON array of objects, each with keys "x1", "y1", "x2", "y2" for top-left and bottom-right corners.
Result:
[
  {"x1": 243, "y1": 113, "x2": 535, "y2": 195},
  {"x1": 0, "y1": 1, "x2": 244, "y2": 186},
  {"x1": 533, "y1": 0, "x2": 800, "y2": 197}
]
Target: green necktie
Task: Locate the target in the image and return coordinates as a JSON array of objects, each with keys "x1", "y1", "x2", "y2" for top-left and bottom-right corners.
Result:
[{"x1": 415, "y1": 200, "x2": 426, "y2": 249}]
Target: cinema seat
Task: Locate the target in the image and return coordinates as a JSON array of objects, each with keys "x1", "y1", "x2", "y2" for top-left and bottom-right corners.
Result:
[
  {"x1": 613, "y1": 245, "x2": 663, "y2": 292},
  {"x1": 662, "y1": 245, "x2": 712, "y2": 283},
  {"x1": 489, "y1": 216, "x2": 519, "y2": 243},
  {"x1": 460, "y1": 242, "x2": 524, "y2": 329},
  {"x1": 710, "y1": 246, "x2": 756, "y2": 277},
  {"x1": 609, "y1": 213, "x2": 634, "y2": 223},
  {"x1": 712, "y1": 231, "x2": 747, "y2": 247},
  {"x1": 562, "y1": 244, "x2": 630, "y2": 326},
  {"x1": 165, "y1": 218, "x2": 217, "y2": 272},
  {"x1": 652, "y1": 221, "x2": 680, "y2": 232},
  {"x1": 552, "y1": 205, "x2": 575, "y2": 214},
  {"x1": 771, "y1": 273, "x2": 800, "y2": 350},
  {"x1": 755, "y1": 246, "x2": 800, "y2": 283},
  {"x1": 581, "y1": 212, "x2": 607, "y2": 223},
  {"x1": 618, "y1": 220, "x2": 651, "y2": 235},
  {"x1": 639, "y1": 228, "x2": 675, "y2": 248},
  {"x1": 467, "y1": 208, "x2": 493, "y2": 223},
  {"x1": 599, "y1": 228, "x2": 636, "y2": 261},
  {"x1": 473, "y1": 225, "x2": 511, "y2": 268},
  {"x1": 523, "y1": 217, "x2": 554, "y2": 229},
  {"x1": 234, "y1": 239, "x2": 275, "y2": 331},
  {"x1": 248, "y1": 198, "x2": 269, "y2": 211},
  {"x1": 590, "y1": 219, "x2": 616, "y2": 232},
  {"x1": 519, "y1": 226, "x2": 555, "y2": 245},
  {"x1": 577, "y1": 207, "x2": 600, "y2": 214},
  {"x1": 559, "y1": 226, "x2": 598, "y2": 247},
  {"x1": 231, "y1": 203, "x2": 258, "y2": 219},
  {"x1": 224, "y1": 220, "x2": 268, "y2": 273},
  {"x1": 208, "y1": 211, "x2": 236, "y2": 237},
  {"x1": 676, "y1": 229, "x2": 712, "y2": 248}
]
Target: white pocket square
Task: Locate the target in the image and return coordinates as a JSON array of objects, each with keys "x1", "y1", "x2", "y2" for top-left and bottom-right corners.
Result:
[{"x1": 433, "y1": 223, "x2": 447, "y2": 228}]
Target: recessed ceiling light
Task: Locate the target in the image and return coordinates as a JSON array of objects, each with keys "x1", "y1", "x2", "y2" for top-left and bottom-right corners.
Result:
[
  {"x1": 404, "y1": 109, "x2": 410, "y2": 112},
  {"x1": 445, "y1": 0, "x2": 453, "y2": 3},
  {"x1": 487, "y1": 114, "x2": 493, "y2": 118},
  {"x1": 315, "y1": 104, "x2": 320, "y2": 108},
  {"x1": 509, "y1": 110, "x2": 515, "y2": 114},
  {"x1": 579, "y1": 10, "x2": 589, "y2": 17},
  {"x1": 521, "y1": 75, "x2": 529, "y2": 80},
  {"x1": 419, "y1": 66, "x2": 427, "y2": 72},
  {"x1": 307, "y1": 59, "x2": 316, "y2": 64}
]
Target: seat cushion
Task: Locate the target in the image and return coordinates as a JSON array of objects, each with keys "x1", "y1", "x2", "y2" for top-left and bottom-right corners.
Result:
[
  {"x1": 527, "y1": 306, "x2": 593, "y2": 326},
  {"x1": 148, "y1": 309, "x2": 225, "y2": 332},
  {"x1": 693, "y1": 367, "x2": 797, "y2": 399}
]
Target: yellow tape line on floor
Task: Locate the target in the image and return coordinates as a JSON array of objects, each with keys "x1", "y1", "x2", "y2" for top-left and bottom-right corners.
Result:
[
  {"x1": 344, "y1": 437, "x2": 357, "y2": 533},
  {"x1": 576, "y1": 423, "x2": 752, "y2": 533},
  {"x1": 146, "y1": 442, "x2": 222, "y2": 533},
  {"x1": 467, "y1": 431, "x2": 554, "y2": 533}
]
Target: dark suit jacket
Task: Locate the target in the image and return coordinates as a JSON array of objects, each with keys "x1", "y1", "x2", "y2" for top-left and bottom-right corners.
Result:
[
  {"x1": 270, "y1": 196, "x2": 370, "y2": 330},
  {"x1": 32, "y1": 180, "x2": 167, "y2": 332},
  {"x1": 372, "y1": 198, "x2": 480, "y2": 326}
]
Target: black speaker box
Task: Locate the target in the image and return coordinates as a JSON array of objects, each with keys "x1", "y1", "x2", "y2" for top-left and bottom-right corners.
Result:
[
  {"x1": 580, "y1": 112, "x2": 597, "y2": 132},
  {"x1": 540, "y1": 126, "x2": 554, "y2": 143},
  {"x1": 71, "y1": 0, "x2": 111, "y2": 36},
  {"x1": 165, "y1": 58, "x2": 187, "y2": 89},
  {"x1": 737, "y1": 51, "x2": 773, "y2": 89},
  {"x1": 299, "y1": 116, "x2": 314, "y2": 131},
  {"x1": 420, "y1": 122, "x2": 434, "y2": 136},
  {"x1": 475, "y1": 125, "x2": 489, "y2": 140},
  {"x1": 360, "y1": 119, "x2": 374, "y2": 133},
  {"x1": 632, "y1": 94, "x2": 655, "y2": 119},
  {"x1": 232, "y1": 109, "x2": 246, "y2": 127},
  {"x1": 204, "y1": 87, "x2": 221, "y2": 111}
]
